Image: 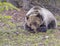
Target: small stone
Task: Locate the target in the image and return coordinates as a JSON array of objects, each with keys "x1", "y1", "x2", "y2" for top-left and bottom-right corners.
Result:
[{"x1": 45, "y1": 36, "x2": 49, "y2": 39}]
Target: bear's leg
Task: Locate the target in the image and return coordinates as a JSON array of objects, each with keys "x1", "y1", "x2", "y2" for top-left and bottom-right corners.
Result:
[
  {"x1": 37, "y1": 24, "x2": 47, "y2": 32},
  {"x1": 48, "y1": 20, "x2": 56, "y2": 29}
]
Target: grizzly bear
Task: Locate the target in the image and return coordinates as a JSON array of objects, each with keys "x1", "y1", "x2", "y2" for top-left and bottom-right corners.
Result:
[{"x1": 24, "y1": 6, "x2": 57, "y2": 33}]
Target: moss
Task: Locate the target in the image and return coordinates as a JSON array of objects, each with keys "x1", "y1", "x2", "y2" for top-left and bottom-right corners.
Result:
[{"x1": 0, "y1": 2, "x2": 19, "y2": 12}]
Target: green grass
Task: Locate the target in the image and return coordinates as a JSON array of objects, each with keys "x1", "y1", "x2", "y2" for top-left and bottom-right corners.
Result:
[
  {"x1": 0, "y1": 2, "x2": 19, "y2": 12},
  {"x1": 0, "y1": 15, "x2": 60, "y2": 46},
  {"x1": 0, "y1": 28, "x2": 60, "y2": 46}
]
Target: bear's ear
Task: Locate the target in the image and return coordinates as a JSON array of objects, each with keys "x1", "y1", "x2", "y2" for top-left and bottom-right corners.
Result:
[
  {"x1": 36, "y1": 13, "x2": 43, "y2": 20},
  {"x1": 26, "y1": 16, "x2": 29, "y2": 20},
  {"x1": 36, "y1": 13, "x2": 40, "y2": 17}
]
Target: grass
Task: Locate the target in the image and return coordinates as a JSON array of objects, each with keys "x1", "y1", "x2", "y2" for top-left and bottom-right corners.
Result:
[
  {"x1": 0, "y1": 28, "x2": 60, "y2": 46},
  {"x1": 0, "y1": 2, "x2": 19, "y2": 12},
  {"x1": 0, "y1": 15, "x2": 60, "y2": 46}
]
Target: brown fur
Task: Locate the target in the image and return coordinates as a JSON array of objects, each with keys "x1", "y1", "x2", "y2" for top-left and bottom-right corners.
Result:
[
  {"x1": 24, "y1": 6, "x2": 57, "y2": 33},
  {"x1": 26, "y1": 14, "x2": 42, "y2": 32}
]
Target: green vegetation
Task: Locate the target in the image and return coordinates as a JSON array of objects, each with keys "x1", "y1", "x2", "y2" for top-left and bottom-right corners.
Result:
[
  {"x1": 0, "y1": 2, "x2": 19, "y2": 12},
  {"x1": 0, "y1": 2, "x2": 60, "y2": 46},
  {"x1": 56, "y1": 16, "x2": 60, "y2": 26},
  {"x1": 0, "y1": 15, "x2": 60, "y2": 46},
  {"x1": 0, "y1": 29, "x2": 60, "y2": 46}
]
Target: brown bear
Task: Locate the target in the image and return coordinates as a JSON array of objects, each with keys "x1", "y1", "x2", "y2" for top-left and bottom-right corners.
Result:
[{"x1": 24, "y1": 6, "x2": 57, "y2": 33}]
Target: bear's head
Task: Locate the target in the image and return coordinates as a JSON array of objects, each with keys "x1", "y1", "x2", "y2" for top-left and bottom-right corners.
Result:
[{"x1": 26, "y1": 13, "x2": 43, "y2": 32}]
